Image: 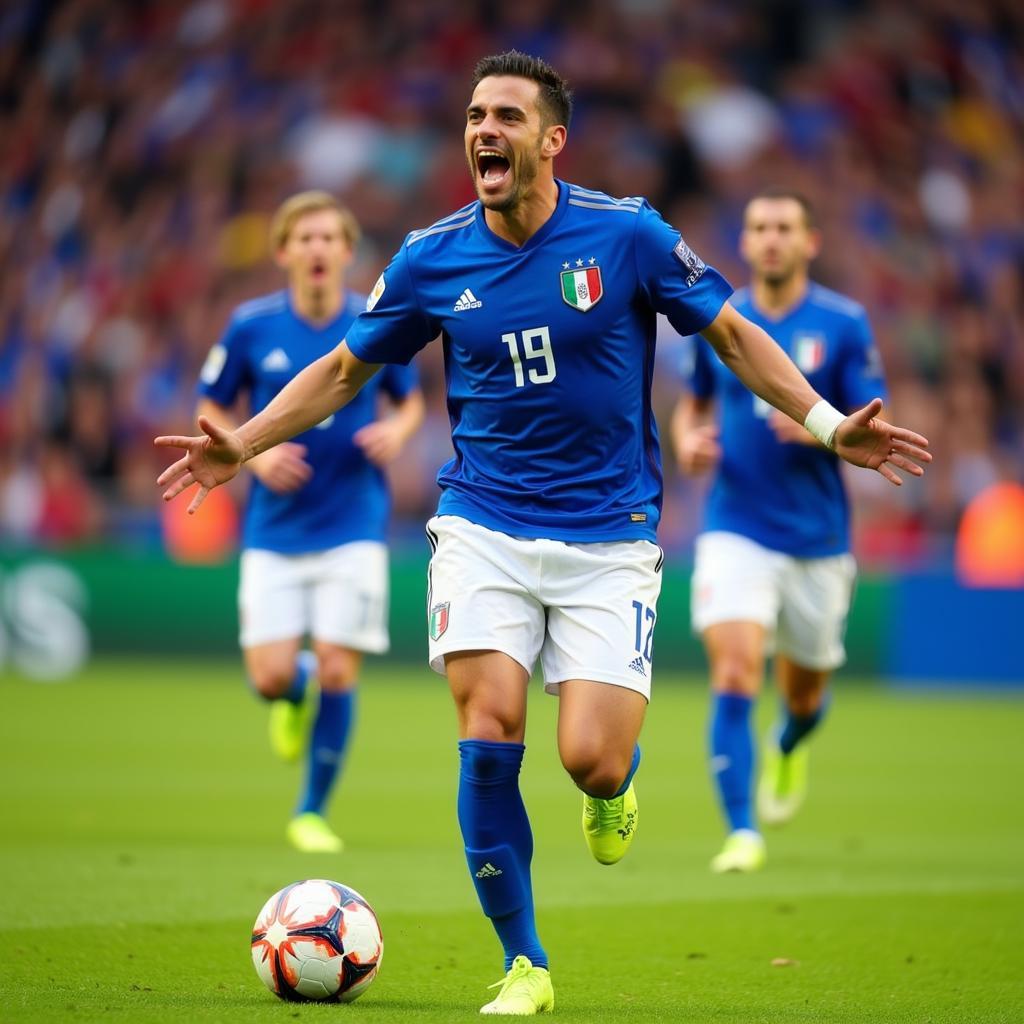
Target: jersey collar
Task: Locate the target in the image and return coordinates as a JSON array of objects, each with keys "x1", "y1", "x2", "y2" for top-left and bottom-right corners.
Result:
[{"x1": 473, "y1": 179, "x2": 569, "y2": 254}]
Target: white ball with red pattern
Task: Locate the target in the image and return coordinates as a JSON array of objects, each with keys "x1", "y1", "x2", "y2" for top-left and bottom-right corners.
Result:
[{"x1": 250, "y1": 879, "x2": 383, "y2": 1002}]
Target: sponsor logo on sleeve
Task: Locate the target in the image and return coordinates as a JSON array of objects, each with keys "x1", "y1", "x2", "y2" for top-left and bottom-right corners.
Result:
[
  {"x1": 366, "y1": 273, "x2": 386, "y2": 311},
  {"x1": 673, "y1": 238, "x2": 707, "y2": 287},
  {"x1": 199, "y1": 344, "x2": 227, "y2": 385}
]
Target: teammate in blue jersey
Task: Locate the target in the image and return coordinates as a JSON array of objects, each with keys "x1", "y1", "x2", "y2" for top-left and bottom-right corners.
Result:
[
  {"x1": 157, "y1": 54, "x2": 929, "y2": 1014},
  {"x1": 194, "y1": 191, "x2": 424, "y2": 854},
  {"x1": 671, "y1": 189, "x2": 887, "y2": 873}
]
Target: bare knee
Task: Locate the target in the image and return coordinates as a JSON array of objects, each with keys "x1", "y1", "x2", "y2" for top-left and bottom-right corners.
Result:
[
  {"x1": 560, "y1": 739, "x2": 633, "y2": 799},
  {"x1": 245, "y1": 652, "x2": 298, "y2": 700},
  {"x1": 710, "y1": 651, "x2": 763, "y2": 697},
  {"x1": 314, "y1": 645, "x2": 361, "y2": 692},
  {"x1": 459, "y1": 697, "x2": 524, "y2": 743}
]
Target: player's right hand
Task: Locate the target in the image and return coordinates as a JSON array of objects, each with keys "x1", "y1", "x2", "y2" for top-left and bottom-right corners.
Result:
[
  {"x1": 247, "y1": 442, "x2": 313, "y2": 494},
  {"x1": 155, "y1": 415, "x2": 245, "y2": 514},
  {"x1": 676, "y1": 424, "x2": 722, "y2": 475}
]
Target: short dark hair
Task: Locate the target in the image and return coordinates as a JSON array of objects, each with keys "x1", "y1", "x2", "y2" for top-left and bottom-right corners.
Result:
[
  {"x1": 472, "y1": 50, "x2": 573, "y2": 128},
  {"x1": 747, "y1": 187, "x2": 816, "y2": 228}
]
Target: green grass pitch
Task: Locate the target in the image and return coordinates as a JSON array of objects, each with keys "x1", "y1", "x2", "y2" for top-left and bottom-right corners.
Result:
[{"x1": 1, "y1": 660, "x2": 1022, "y2": 1023}]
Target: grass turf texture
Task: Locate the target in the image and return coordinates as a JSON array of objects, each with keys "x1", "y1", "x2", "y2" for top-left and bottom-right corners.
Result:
[{"x1": 1, "y1": 661, "x2": 1022, "y2": 1023}]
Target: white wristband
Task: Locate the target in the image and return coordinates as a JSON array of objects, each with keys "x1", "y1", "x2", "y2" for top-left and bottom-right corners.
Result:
[{"x1": 803, "y1": 399, "x2": 845, "y2": 450}]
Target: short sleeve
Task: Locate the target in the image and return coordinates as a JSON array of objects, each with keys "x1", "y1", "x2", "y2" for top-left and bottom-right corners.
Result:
[
  {"x1": 634, "y1": 203, "x2": 733, "y2": 336},
  {"x1": 379, "y1": 360, "x2": 419, "y2": 402},
  {"x1": 196, "y1": 314, "x2": 251, "y2": 405},
  {"x1": 839, "y1": 308, "x2": 887, "y2": 411},
  {"x1": 678, "y1": 334, "x2": 717, "y2": 399},
  {"x1": 345, "y1": 244, "x2": 438, "y2": 366}
]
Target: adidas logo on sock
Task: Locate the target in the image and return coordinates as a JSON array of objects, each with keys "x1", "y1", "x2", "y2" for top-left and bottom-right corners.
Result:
[
  {"x1": 475, "y1": 862, "x2": 503, "y2": 878},
  {"x1": 453, "y1": 288, "x2": 483, "y2": 311},
  {"x1": 627, "y1": 655, "x2": 647, "y2": 676}
]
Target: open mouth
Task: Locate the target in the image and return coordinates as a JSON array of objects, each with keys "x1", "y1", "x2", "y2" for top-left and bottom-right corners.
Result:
[
  {"x1": 310, "y1": 260, "x2": 327, "y2": 281},
  {"x1": 476, "y1": 148, "x2": 511, "y2": 190}
]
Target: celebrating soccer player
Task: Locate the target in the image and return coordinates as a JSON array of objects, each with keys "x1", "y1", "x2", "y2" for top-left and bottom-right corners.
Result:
[
  {"x1": 193, "y1": 192, "x2": 424, "y2": 853},
  {"x1": 158, "y1": 54, "x2": 929, "y2": 1014},
  {"x1": 672, "y1": 190, "x2": 892, "y2": 873}
]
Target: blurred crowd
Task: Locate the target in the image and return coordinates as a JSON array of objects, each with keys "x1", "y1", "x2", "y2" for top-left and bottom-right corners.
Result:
[{"x1": 1, "y1": 0, "x2": 1021, "y2": 565}]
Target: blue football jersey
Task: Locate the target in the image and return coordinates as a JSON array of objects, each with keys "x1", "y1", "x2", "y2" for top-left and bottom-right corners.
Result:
[
  {"x1": 345, "y1": 181, "x2": 732, "y2": 542},
  {"x1": 197, "y1": 289, "x2": 418, "y2": 554},
  {"x1": 681, "y1": 283, "x2": 887, "y2": 557}
]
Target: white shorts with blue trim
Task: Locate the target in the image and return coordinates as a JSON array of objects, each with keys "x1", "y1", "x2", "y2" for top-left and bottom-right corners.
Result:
[
  {"x1": 238, "y1": 541, "x2": 389, "y2": 653},
  {"x1": 425, "y1": 515, "x2": 663, "y2": 700},
  {"x1": 691, "y1": 530, "x2": 856, "y2": 671}
]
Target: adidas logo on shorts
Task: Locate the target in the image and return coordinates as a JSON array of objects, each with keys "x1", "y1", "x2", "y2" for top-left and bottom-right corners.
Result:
[
  {"x1": 627, "y1": 656, "x2": 647, "y2": 677},
  {"x1": 475, "y1": 862, "x2": 503, "y2": 878}
]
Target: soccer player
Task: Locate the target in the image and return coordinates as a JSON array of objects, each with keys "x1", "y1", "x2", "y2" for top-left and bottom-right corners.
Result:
[
  {"x1": 194, "y1": 192, "x2": 424, "y2": 854},
  {"x1": 671, "y1": 189, "x2": 888, "y2": 873},
  {"x1": 157, "y1": 54, "x2": 929, "y2": 1014}
]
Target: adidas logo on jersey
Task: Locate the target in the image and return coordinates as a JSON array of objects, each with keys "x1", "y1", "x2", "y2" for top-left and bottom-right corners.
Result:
[
  {"x1": 260, "y1": 347, "x2": 292, "y2": 372},
  {"x1": 475, "y1": 862, "x2": 503, "y2": 879},
  {"x1": 453, "y1": 288, "x2": 482, "y2": 311},
  {"x1": 627, "y1": 656, "x2": 647, "y2": 677}
]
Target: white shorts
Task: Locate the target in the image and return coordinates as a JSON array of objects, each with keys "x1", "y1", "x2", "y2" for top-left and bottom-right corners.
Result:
[
  {"x1": 691, "y1": 531, "x2": 856, "y2": 671},
  {"x1": 238, "y1": 541, "x2": 389, "y2": 653},
  {"x1": 425, "y1": 515, "x2": 663, "y2": 700}
]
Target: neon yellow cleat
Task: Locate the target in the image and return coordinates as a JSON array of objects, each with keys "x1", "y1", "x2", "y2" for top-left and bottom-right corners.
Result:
[
  {"x1": 480, "y1": 956, "x2": 554, "y2": 1016},
  {"x1": 757, "y1": 740, "x2": 809, "y2": 827},
  {"x1": 582, "y1": 782, "x2": 638, "y2": 866},
  {"x1": 710, "y1": 829, "x2": 766, "y2": 873},
  {"x1": 285, "y1": 812, "x2": 344, "y2": 853}
]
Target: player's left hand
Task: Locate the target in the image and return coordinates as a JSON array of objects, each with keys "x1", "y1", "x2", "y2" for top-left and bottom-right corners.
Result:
[
  {"x1": 353, "y1": 419, "x2": 408, "y2": 466},
  {"x1": 833, "y1": 398, "x2": 932, "y2": 486}
]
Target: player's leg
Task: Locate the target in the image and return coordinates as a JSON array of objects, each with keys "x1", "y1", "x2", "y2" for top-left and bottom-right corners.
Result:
[
  {"x1": 759, "y1": 553, "x2": 855, "y2": 825},
  {"x1": 702, "y1": 621, "x2": 768, "y2": 871},
  {"x1": 239, "y1": 549, "x2": 315, "y2": 763},
  {"x1": 426, "y1": 516, "x2": 552, "y2": 1013},
  {"x1": 557, "y1": 680, "x2": 645, "y2": 865},
  {"x1": 757, "y1": 656, "x2": 829, "y2": 827},
  {"x1": 448, "y1": 651, "x2": 553, "y2": 1014},
  {"x1": 285, "y1": 643, "x2": 361, "y2": 853},
  {"x1": 541, "y1": 536, "x2": 661, "y2": 866},
  {"x1": 288, "y1": 542, "x2": 390, "y2": 852},
  {"x1": 691, "y1": 532, "x2": 781, "y2": 872}
]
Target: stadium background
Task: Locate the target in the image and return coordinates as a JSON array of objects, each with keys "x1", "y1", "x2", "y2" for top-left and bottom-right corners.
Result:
[
  {"x1": 1, "y1": 4, "x2": 1022, "y2": 1022},
  {"x1": 0, "y1": 0, "x2": 1022, "y2": 677}
]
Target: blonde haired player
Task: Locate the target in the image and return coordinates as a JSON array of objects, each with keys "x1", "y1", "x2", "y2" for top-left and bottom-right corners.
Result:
[{"x1": 195, "y1": 192, "x2": 424, "y2": 852}]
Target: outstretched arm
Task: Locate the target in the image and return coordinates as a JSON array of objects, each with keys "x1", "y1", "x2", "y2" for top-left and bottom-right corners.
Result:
[
  {"x1": 699, "y1": 303, "x2": 931, "y2": 484},
  {"x1": 156, "y1": 341, "x2": 380, "y2": 513}
]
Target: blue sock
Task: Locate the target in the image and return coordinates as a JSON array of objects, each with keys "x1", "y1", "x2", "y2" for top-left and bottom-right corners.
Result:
[
  {"x1": 297, "y1": 689, "x2": 355, "y2": 816},
  {"x1": 612, "y1": 744, "x2": 641, "y2": 797},
  {"x1": 458, "y1": 740, "x2": 547, "y2": 971},
  {"x1": 709, "y1": 693, "x2": 755, "y2": 833},
  {"x1": 778, "y1": 692, "x2": 829, "y2": 755}
]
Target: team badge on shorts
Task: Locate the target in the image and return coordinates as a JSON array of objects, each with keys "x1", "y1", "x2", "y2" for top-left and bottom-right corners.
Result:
[
  {"x1": 429, "y1": 601, "x2": 450, "y2": 640},
  {"x1": 560, "y1": 262, "x2": 603, "y2": 312}
]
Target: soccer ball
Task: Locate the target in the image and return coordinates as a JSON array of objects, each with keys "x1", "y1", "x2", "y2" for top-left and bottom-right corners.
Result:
[{"x1": 250, "y1": 879, "x2": 383, "y2": 1002}]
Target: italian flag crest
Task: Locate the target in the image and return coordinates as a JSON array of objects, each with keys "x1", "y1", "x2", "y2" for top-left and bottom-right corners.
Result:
[
  {"x1": 794, "y1": 333, "x2": 826, "y2": 373},
  {"x1": 560, "y1": 265, "x2": 603, "y2": 312},
  {"x1": 429, "y1": 601, "x2": 450, "y2": 640}
]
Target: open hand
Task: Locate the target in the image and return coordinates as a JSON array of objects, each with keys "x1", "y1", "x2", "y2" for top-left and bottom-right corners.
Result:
[
  {"x1": 155, "y1": 415, "x2": 245, "y2": 514},
  {"x1": 834, "y1": 398, "x2": 932, "y2": 485}
]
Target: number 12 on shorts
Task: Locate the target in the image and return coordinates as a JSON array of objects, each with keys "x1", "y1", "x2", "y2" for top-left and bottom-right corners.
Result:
[{"x1": 632, "y1": 600, "x2": 656, "y2": 662}]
